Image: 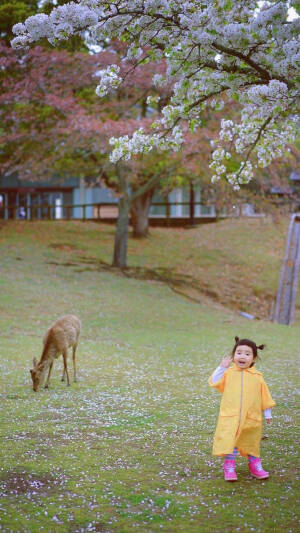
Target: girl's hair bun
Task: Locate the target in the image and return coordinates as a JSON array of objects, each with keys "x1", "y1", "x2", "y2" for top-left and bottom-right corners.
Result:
[
  {"x1": 257, "y1": 344, "x2": 265, "y2": 350},
  {"x1": 235, "y1": 336, "x2": 240, "y2": 343}
]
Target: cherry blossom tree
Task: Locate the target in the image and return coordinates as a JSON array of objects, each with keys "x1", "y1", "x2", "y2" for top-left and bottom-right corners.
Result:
[
  {"x1": 1, "y1": 38, "x2": 176, "y2": 265},
  {"x1": 11, "y1": 0, "x2": 299, "y2": 192}
]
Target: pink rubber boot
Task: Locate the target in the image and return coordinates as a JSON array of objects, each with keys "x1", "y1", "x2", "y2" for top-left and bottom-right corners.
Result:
[
  {"x1": 248, "y1": 458, "x2": 269, "y2": 479},
  {"x1": 223, "y1": 459, "x2": 238, "y2": 481}
]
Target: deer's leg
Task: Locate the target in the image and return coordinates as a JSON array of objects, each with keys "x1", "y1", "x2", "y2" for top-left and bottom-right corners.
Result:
[
  {"x1": 45, "y1": 362, "x2": 53, "y2": 389},
  {"x1": 72, "y1": 344, "x2": 77, "y2": 382},
  {"x1": 61, "y1": 357, "x2": 66, "y2": 382},
  {"x1": 62, "y1": 350, "x2": 70, "y2": 386}
]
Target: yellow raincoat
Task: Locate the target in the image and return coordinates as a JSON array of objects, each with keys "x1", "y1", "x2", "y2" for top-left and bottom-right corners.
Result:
[{"x1": 209, "y1": 364, "x2": 275, "y2": 457}]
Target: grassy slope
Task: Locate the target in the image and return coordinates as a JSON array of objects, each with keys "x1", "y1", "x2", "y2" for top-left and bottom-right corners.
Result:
[
  {"x1": 1, "y1": 216, "x2": 293, "y2": 320},
  {"x1": 0, "y1": 220, "x2": 299, "y2": 532},
  {"x1": 125, "y1": 216, "x2": 292, "y2": 319}
]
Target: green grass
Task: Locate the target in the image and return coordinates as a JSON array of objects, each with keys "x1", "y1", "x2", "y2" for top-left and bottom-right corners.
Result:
[
  {"x1": 0, "y1": 220, "x2": 299, "y2": 532},
  {"x1": 1, "y1": 216, "x2": 295, "y2": 320}
]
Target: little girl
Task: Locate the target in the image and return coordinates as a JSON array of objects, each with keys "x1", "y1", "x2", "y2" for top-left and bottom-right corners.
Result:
[{"x1": 209, "y1": 336, "x2": 275, "y2": 481}]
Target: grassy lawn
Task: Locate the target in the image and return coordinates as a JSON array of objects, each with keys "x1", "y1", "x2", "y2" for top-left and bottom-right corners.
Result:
[{"x1": 0, "y1": 220, "x2": 299, "y2": 532}]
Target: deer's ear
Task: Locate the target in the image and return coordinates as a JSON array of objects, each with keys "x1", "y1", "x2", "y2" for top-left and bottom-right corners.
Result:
[{"x1": 33, "y1": 357, "x2": 37, "y2": 367}]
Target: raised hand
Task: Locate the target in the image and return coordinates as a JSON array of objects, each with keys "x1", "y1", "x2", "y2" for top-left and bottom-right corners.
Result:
[{"x1": 220, "y1": 356, "x2": 232, "y2": 368}]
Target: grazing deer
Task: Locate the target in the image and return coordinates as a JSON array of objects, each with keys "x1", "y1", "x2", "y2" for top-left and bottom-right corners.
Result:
[{"x1": 30, "y1": 315, "x2": 81, "y2": 392}]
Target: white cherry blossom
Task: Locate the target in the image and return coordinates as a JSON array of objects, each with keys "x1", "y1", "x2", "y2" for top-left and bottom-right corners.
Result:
[{"x1": 11, "y1": 0, "x2": 300, "y2": 186}]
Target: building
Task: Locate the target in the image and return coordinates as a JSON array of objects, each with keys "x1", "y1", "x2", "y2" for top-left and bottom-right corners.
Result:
[
  {"x1": 0, "y1": 174, "x2": 216, "y2": 222},
  {"x1": 0, "y1": 175, "x2": 117, "y2": 220},
  {"x1": 290, "y1": 170, "x2": 300, "y2": 210}
]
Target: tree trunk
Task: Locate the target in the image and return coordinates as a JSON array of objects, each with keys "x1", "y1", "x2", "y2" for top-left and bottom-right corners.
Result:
[
  {"x1": 111, "y1": 163, "x2": 161, "y2": 266},
  {"x1": 131, "y1": 189, "x2": 154, "y2": 238},
  {"x1": 112, "y1": 194, "x2": 130, "y2": 268},
  {"x1": 112, "y1": 165, "x2": 131, "y2": 268}
]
